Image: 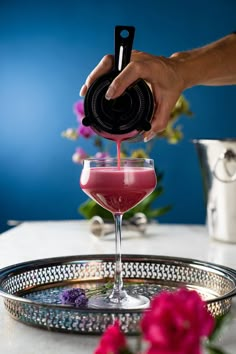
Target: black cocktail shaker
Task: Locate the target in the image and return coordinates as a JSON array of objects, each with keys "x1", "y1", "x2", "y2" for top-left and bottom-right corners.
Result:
[{"x1": 82, "y1": 26, "x2": 154, "y2": 141}]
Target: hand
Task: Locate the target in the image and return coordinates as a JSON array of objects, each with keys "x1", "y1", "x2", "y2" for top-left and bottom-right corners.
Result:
[
  {"x1": 80, "y1": 33, "x2": 236, "y2": 141},
  {"x1": 80, "y1": 50, "x2": 185, "y2": 141}
]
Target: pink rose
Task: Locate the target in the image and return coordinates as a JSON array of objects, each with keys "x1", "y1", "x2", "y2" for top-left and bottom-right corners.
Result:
[
  {"x1": 141, "y1": 288, "x2": 215, "y2": 354},
  {"x1": 94, "y1": 320, "x2": 127, "y2": 354}
]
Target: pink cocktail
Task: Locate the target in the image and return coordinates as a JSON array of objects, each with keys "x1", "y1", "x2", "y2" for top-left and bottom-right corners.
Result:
[
  {"x1": 81, "y1": 167, "x2": 156, "y2": 213},
  {"x1": 80, "y1": 158, "x2": 157, "y2": 309}
]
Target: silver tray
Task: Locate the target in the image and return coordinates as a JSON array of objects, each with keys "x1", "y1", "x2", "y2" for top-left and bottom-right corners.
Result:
[{"x1": 0, "y1": 254, "x2": 236, "y2": 335}]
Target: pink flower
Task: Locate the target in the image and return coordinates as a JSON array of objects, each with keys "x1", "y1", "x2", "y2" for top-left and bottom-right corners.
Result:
[
  {"x1": 77, "y1": 123, "x2": 95, "y2": 138},
  {"x1": 73, "y1": 100, "x2": 95, "y2": 138},
  {"x1": 73, "y1": 100, "x2": 84, "y2": 120},
  {"x1": 72, "y1": 147, "x2": 88, "y2": 164},
  {"x1": 95, "y1": 152, "x2": 110, "y2": 159},
  {"x1": 94, "y1": 320, "x2": 127, "y2": 354},
  {"x1": 141, "y1": 288, "x2": 215, "y2": 354}
]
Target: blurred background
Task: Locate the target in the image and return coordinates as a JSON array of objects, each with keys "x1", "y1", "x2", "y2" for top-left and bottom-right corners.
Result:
[{"x1": 1, "y1": 0, "x2": 236, "y2": 233}]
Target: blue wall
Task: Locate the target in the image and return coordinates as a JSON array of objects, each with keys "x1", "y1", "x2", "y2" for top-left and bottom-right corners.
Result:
[{"x1": 1, "y1": 0, "x2": 236, "y2": 232}]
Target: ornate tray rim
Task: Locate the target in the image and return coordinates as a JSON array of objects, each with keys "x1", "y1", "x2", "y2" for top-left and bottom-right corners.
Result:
[{"x1": 0, "y1": 253, "x2": 236, "y2": 313}]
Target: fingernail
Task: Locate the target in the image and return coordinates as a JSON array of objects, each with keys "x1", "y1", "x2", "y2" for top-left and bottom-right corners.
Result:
[
  {"x1": 79, "y1": 84, "x2": 87, "y2": 97},
  {"x1": 144, "y1": 131, "x2": 156, "y2": 143},
  {"x1": 105, "y1": 85, "x2": 115, "y2": 100}
]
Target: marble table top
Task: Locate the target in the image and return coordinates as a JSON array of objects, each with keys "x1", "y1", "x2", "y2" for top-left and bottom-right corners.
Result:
[{"x1": 0, "y1": 221, "x2": 236, "y2": 353}]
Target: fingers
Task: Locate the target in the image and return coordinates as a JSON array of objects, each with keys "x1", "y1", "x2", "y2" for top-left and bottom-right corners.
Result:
[
  {"x1": 105, "y1": 61, "x2": 147, "y2": 99},
  {"x1": 79, "y1": 50, "x2": 182, "y2": 143},
  {"x1": 144, "y1": 86, "x2": 180, "y2": 141},
  {"x1": 80, "y1": 50, "x2": 148, "y2": 98},
  {"x1": 152, "y1": 103, "x2": 170, "y2": 134},
  {"x1": 144, "y1": 103, "x2": 170, "y2": 142},
  {"x1": 80, "y1": 54, "x2": 114, "y2": 96}
]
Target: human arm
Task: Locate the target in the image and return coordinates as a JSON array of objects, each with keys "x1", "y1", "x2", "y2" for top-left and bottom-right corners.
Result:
[
  {"x1": 80, "y1": 33, "x2": 236, "y2": 140},
  {"x1": 173, "y1": 32, "x2": 236, "y2": 87}
]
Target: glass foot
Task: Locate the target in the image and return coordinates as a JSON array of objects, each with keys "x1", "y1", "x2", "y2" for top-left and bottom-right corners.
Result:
[{"x1": 88, "y1": 291, "x2": 150, "y2": 309}]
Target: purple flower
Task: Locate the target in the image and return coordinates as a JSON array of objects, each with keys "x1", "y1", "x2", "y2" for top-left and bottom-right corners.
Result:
[
  {"x1": 95, "y1": 152, "x2": 110, "y2": 159},
  {"x1": 73, "y1": 100, "x2": 84, "y2": 120},
  {"x1": 77, "y1": 123, "x2": 95, "y2": 139},
  {"x1": 75, "y1": 293, "x2": 88, "y2": 307},
  {"x1": 72, "y1": 147, "x2": 88, "y2": 164},
  {"x1": 60, "y1": 288, "x2": 88, "y2": 307}
]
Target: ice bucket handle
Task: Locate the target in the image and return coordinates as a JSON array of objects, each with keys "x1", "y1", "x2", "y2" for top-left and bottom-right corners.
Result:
[{"x1": 213, "y1": 149, "x2": 236, "y2": 183}]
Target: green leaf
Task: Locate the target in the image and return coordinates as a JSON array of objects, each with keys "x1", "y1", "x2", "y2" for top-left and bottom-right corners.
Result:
[
  {"x1": 155, "y1": 168, "x2": 164, "y2": 182},
  {"x1": 119, "y1": 347, "x2": 134, "y2": 354},
  {"x1": 79, "y1": 199, "x2": 113, "y2": 220},
  {"x1": 208, "y1": 314, "x2": 230, "y2": 343},
  {"x1": 205, "y1": 343, "x2": 229, "y2": 354},
  {"x1": 147, "y1": 205, "x2": 172, "y2": 218},
  {"x1": 205, "y1": 314, "x2": 231, "y2": 354},
  {"x1": 94, "y1": 136, "x2": 103, "y2": 149}
]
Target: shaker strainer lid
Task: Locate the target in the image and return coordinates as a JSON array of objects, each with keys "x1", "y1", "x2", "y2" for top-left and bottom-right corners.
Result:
[{"x1": 82, "y1": 26, "x2": 154, "y2": 137}]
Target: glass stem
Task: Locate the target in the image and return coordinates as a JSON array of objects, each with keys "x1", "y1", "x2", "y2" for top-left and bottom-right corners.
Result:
[{"x1": 109, "y1": 213, "x2": 126, "y2": 303}]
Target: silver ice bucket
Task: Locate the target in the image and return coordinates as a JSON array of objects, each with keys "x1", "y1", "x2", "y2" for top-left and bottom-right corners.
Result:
[{"x1": 194, "y1": 139, "x2": 236, "y2": 243}]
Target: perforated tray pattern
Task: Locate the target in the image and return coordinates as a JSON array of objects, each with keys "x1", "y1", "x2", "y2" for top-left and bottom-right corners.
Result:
[{"x1": 0, "y1": 254, "x2": 236, "y2": 334}]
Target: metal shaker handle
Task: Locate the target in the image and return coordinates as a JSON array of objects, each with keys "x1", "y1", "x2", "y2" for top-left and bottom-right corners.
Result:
[
  {"x1": 213, "y1": 149, "x2": 236, "y2": 183},
  {"x1": 90, "y1": 213, "x2": 147, "y2": 237}
]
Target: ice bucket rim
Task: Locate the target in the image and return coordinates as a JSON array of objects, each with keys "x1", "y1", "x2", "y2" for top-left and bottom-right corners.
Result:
[{"x1": 192, "y1": 138, "x2": 236, "y2": 144}]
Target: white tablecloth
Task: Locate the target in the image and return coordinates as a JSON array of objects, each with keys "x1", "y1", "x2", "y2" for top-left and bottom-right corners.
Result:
[{"x1": 0, "y1": 221, "x2": 236, "y2": 353}]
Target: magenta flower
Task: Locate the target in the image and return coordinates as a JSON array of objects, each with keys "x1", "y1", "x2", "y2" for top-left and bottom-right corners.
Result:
[
  {"x1": 94, "y1": 320, "x2": 127, "y2": 354},
  {"x1": 95, "y1": 152, "x2": 110, "y2": 159},
  {"x1": 141, "y1": 288, "x2": 215, "y2": 354},
  {"x1": 73, "y1": 100, "x2": 95, "y2": 138},
  {"x1": 73, "y1": 100, "x2": 85, "y2": 120},
  {"x1": 72, "y1": 147, "x2": 88, "y2": 164},
  {"x1": 77, "y1": 123, "x2": 95, "y2": 139}
]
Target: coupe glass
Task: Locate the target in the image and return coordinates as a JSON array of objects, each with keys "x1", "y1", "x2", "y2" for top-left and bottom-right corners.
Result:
[{"x1": 80, "y1": 158, "x2": 157, "y2": 309}]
